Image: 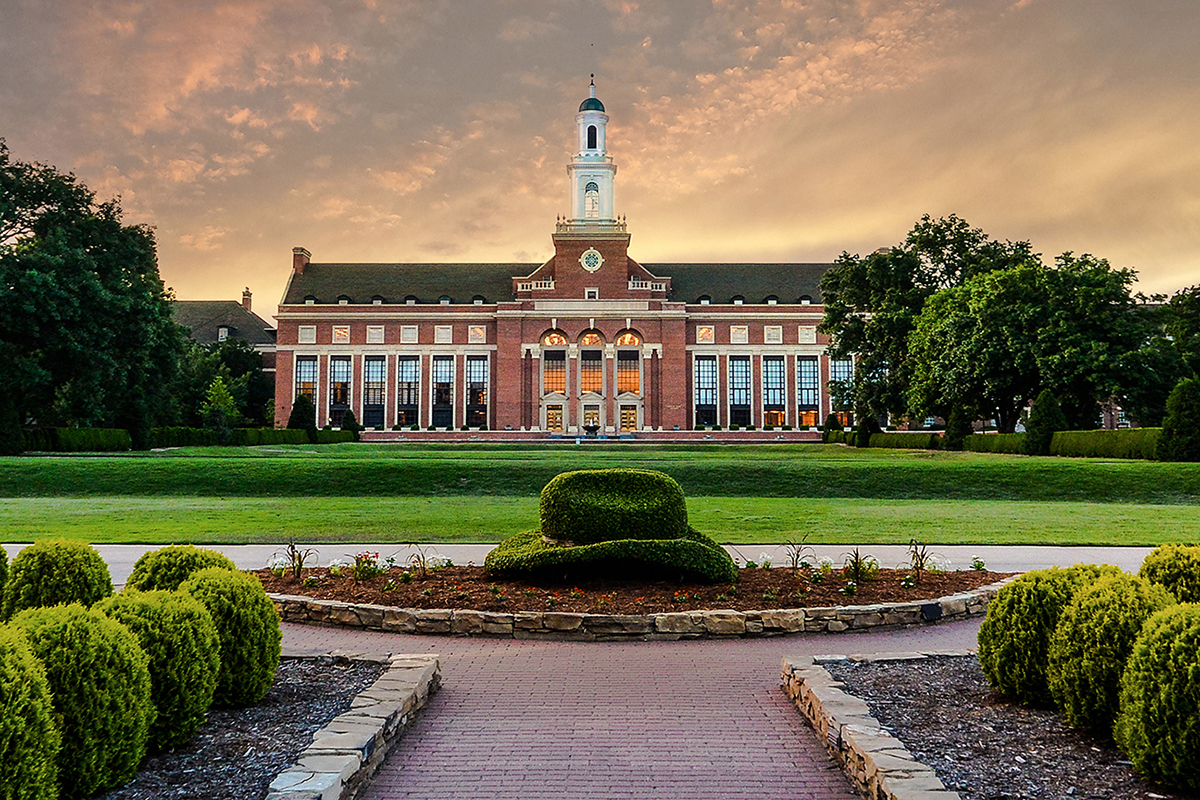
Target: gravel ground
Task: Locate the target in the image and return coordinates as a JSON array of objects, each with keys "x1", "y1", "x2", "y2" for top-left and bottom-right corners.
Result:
[
  {"x1": 98, "y1": 657, "x2": 385, "y2": 800},
  {"x1": 824, "y1": 655, "x2": 1189, "y2": 800}
]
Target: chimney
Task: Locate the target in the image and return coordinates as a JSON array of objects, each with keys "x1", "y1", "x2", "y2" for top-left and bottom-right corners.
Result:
[
  {"x1": 241, "y1": 287, "x2": 252, "y2": 312},
  {"x1": 292, "y1": 246, "x2": 311, "y2": 275}
]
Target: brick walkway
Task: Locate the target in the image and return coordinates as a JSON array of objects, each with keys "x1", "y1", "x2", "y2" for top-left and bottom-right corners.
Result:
[{"x1": 283, "y1": 620, "x2": 981, "y2": 799}]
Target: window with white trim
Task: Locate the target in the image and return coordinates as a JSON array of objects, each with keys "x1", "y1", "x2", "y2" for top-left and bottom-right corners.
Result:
[
  {"x1": 396, "y1": 356, "x2": 419, "y2": 426},
  {"x1": 363, "y1": 356, "x2": 385, "y2": 427},
  {"x1": 730, "y1": 326, "x2": 748, "y2": 345},
  {"x1": 694, "y1": 355, "x2": 718, "y2": 426},
  {"x1": 763, "y1": 356, "x2": 785, "y2": 426},
  {"x1": 332, "y1": 326, "x2": 350, "y2": 344},
  {"x1": 764, "y1": 326, "x2": 783, "y2": 345},
  {"x1": 367, "y1": 325, "x2": 385, "y2": 344},
  {"x1": 431, "y1": 355, "x2": 454, "y2": 427},
  {"x1": 298, "y1": 325, "x2": 316, "y2": 344},
  {"x1": 797, "y1": 356, "x2": 820, "y2": 427},
  {"x1": 400, "y1": 326, "x2": 418, "y2": 344},
  {"x1": 729, "y1": 356, "x2": 751, "y2": 426},
  {"x1": 434, "y1": 325, "x2": 452, "y2": 344},
  {"x1": 466, "y1": 355, "x2": 488, "y2": 427}
]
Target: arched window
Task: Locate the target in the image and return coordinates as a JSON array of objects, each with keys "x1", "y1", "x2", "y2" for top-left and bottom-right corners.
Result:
[
  {"x1": 542, "y1": 331, "x2": 568, "y2": 347},
  {"x1": 587, "y1": 125, "x2": 597, "y2": 149},
  {"x1": 615, "y1": 331, "x2": 641, "y2": 347},
  {"x1": 584, "y1": 181, "x2": 599, "y2": 218},
  {"x1": 579, "y1": 331, "x2": 604, "y2": 346}
]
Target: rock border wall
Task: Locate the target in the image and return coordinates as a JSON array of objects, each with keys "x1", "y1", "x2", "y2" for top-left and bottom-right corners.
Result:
[{"x1": 270, "y1": 575, "x2": 1018, "y2": 640}]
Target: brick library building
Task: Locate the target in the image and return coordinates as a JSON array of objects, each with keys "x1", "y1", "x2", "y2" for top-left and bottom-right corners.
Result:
[{"x1": 274, "y1": 82, "x2": 849, "y2": 440}]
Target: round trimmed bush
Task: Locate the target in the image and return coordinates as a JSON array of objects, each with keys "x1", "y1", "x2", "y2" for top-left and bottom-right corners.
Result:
[
  {"x1": 1138, "y1": 544, "x2": 1200, "y2": 603},
  {"x1": 126, "y1": 545, "x2": 238, "y2": 592},
  {"x1": 10, "y1": 604, "x2": 153, "y2": 799},
  {"x1": 484, "y1": 527, "x2": 738, "y2": 584},
  {"x1": 539, "y1": 469, "x2": 688, "y2": 545},
  {"x1": 977, "y1": 564, "x2": 1122, "y2": 707},
  {"x1": 0, "y1": 625, "x2": 60, "y2": 800},
  {"x1": 1114, "y1": 604, "x2": 1200, "y2": 790},
  {"x1": 1, "y1": 540, "x2": 113, "y2": 621},
  {"x1": 1046, "y1": 573, "x2": 1175, "y2": 733},
  {"x1": 181, "y1": 568, "x2": 280, "y2": 707},
  {"x1": 96, "y1": 590, "x2": 221, "y2": 750}
]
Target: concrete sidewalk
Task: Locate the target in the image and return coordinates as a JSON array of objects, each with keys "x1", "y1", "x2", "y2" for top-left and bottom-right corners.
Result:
[{"x1": 0, "y1": 542, "x2": 1158, "y2": 586}]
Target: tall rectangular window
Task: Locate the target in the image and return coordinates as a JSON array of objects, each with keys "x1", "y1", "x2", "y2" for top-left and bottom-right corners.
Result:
[
  {"x1": 763, "y1": 356, "x2": 785, "y2": 426},
  {"x1": 829, "y1": 357, "x2": 854, "y2": 427},
  {"x1": 466, "y1": 355, "x2": 488, "y2": 428},
  {"x1": 694, "y1": 355, "x2": 718, "y2": 426},
  {"x1": 616, "y1": 350, "x2": 640, "y2": 394},
  {"x1": 295, "y1": 356, "x2": 317, "y2": 401},
  {"x1": 396, "y1": 356, "x2": 420, "y2": 426},
  {"x1": 580, "y1": 350, "x2": 603, "y2": 394},
  {"x1": 543, "y1": 350, "x2": 566, "y2": 394},
  {"x1": 362, "y1": 356, "x2": 385, "y2": 428},
  {"x1": 797, "y1": 356, "x2": 820, "y2": 427},
  {"x1": 432, "y1": 355, "x2": 454, "y2": 428},
  {"x1": 729, "y1": 355, "x2": 751, "y2": 426},
  {"x1": 329, "y1": 356, "x2": 351, "y2": 426}
]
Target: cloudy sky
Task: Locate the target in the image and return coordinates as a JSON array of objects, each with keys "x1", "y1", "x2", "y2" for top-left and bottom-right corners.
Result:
[{"x1": 3, "y1": 0, "x2": 1199, "y2": 313}]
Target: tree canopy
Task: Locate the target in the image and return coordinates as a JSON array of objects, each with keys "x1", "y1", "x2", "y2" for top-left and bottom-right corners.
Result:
[{"x1": 0, "y1": 140, "x2": 182, "y2": 445}]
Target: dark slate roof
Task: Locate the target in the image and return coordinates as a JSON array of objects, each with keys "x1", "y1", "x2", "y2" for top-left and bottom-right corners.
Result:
[
  {"x1": 172, "y1": 301, "x2": 277, "y2": 345},
  {"x1": 282, "y1": 261, "x2": 831, "y2": 305},
  {"x1": 282, "y1": 263, "x2": 534, "y2": 305},
  {"x1": 647, "y1": 263, "x2": 829, "y2": 304}
]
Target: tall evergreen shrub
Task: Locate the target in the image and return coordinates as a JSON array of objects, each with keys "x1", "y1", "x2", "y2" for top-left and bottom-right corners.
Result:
[
  {"x1": 942, "y1": 407, "x2": 972, "y2": 451},
  {"x1": 821, "y1": 413, "x2": 841, "y2": 443},
  {"x1": 1156, "y1": 377, "x2": 1200, "y2": 461},
  {"x1": 1023, "y1": 389, "x2": 1067, "y2": 456},
  {"x1": 286, "y1": 394, "x2": 318, "y2": 443}
]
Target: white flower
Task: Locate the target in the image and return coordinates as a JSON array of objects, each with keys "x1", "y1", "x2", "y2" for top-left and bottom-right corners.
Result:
[
  {"x1": 758, "y1": 552, "x2": 773, "y2": 568},
  {"x1": 267, "y1": 555, "x2": 289, "y2": 571},
  {"x1": 928, "y1": 555, "x2": 952, "y2": 572}
]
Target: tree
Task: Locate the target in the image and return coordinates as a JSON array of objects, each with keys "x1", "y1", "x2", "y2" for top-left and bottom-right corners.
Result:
[
  {"x1": 1161, "y1": 285, "x2": 1200, "y2": 377},
  {"x1": 200, "y1": 377, "x2": 237, "y2": 445},
  {"x1": 171, "y1": 338, "x2": 273, "y2": 428},
  {"x1": 0, "y1": 141, "x2": 183, "y2": 442},
  {"x1": 819, "y1": 214, "x2": 1037, "y2": 422},
  {"x1": 340, "y1": 409, "x2": 362, "y2": 442},
  {"x1": 1157, "y1": 378, "x2": 1200, "y2": 462},
  {"x1": 286, "y1": 394, "x2": 317, "y2": 443},
  {"x1": 1023, "y1": 389, "x2": 1067, "y2": 456},
  {"x1": 907, "y1": 255, "x2": 1143, "y2": 433}
]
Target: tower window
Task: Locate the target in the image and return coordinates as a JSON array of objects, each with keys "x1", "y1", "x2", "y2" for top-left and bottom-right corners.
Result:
[
  {"x1": 584, "y1": 181, "x2": 599, "y2": 218},
  {"x1": 587, "y1": 125, "x2": 597, "y2": 149}
]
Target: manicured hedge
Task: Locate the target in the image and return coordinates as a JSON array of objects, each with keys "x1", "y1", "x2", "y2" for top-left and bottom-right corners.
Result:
[
  {"x1": 126, "y1": 545, "x2": 238, "y2": 593},
  {"x1": 315, "y1": 429, "x2": 355, "y2": 444},
  {"x1": 964, "y1": 433, "x2": 1026, "y2": 454},
  {"x1": 484, "y1": 527, "x2": 738, "y2": 584},
  {"x1": 1050, "y1": 428, "x2": 1161, "y2": 460},
  {"x1": 1138, "y1": 543, "x2": 1200, "y2": 603},
  {"x1": 867, "y1": 432, "x2": 941, "y2": 450},
  {"x1": 539, "y1": 469, "x2": 689, "y2": 545},
  {"x1": 97, "y1": 590, "x2": 221, "y2": 750},
  {"x1": 826, "y1": 430, "x2": 848, "y2": 444},
  {"x1": 181, "y1": 568, "x2": 281, "y2": 708},
  {"x1": 22, "y1": 428, "x2": 132, "y2": 453},
  {"x1": 10, "y1": 604, "x2": 153, "y2": 800},
  {"x1": 1, "y1": 540, "x2": 113, "y2": 621},
  {"x1": 229, "y1": 428, "x2": 311, "y2": 446},
  {"x1": 0, "y1": 625, "x2": 60, "y2": 800},
  {"x1": 148, "y1": 427, "x2": 217, "y2": 448}
]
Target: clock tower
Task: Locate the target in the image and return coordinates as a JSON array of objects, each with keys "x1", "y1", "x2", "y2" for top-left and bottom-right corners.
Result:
[{"x1": 567, "y1": 77, "x2": 617, "y2": 223}]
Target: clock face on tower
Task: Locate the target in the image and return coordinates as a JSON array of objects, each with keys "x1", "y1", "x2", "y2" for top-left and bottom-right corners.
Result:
[{"x1": 580, "y1": 247, "x2": 604, "y2": 273}]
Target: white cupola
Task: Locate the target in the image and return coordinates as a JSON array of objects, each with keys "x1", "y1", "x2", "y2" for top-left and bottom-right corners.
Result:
[{"x1": 567, "y1": 76, "x2": 617, "y2": 223}]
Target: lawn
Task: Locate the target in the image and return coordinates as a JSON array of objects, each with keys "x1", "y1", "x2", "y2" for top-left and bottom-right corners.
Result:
[{"x1": 0, "y1": 443, "x2": 1198, "y2": 545}]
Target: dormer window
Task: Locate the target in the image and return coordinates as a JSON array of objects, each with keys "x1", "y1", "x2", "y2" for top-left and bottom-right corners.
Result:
[
  {"x1": 732, "y1": 295, "x2": 744, "y2": 305},
  {"x1": 337, "y1": 295, "x2": 351, "y2": 305},
  {"x1": 765, "y1": 295, "x2": 779, "y2": 305},
  {"x1": 799, "y1": 295, "x2": 812, "y2": 305},
  {"x1": 217, "y1": 326, "x2": 229, "y2": 341},
  {"x1": 439, "y1": 295, "x2": 452, "y2": 305},
  {"x1": 304, "y1": 295, "x2": 317, "y2": 305},
  {"x1": 371, "y1": 295, "x2": 384, "y2": 305},
  {"x1": 697, "y1": 295, "x2": 711, "y2": 305},
  {"x1": 472, "y1": 295, "x2": 486, "y2": 305},
  {"x1": 405, "y1": 295, "x2": 418, "y2": 305}
]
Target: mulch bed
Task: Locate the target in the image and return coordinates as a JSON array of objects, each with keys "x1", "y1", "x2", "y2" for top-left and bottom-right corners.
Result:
[
  {"x1": 254, "y1": 564, "x2": 1013, "y2": 614},
  {"x1": 824, "y1": 655, "x2": 1189, "y2": 800},
  {"x1": 98, "y1": 657, "x2": 385, "y2": 800}
]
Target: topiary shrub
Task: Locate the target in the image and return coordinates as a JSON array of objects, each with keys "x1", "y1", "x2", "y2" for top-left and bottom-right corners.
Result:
[
  {"x1": 821, "y1": 413, "x2": 841, "y2": 443},
  {"x1": 1, "y1": 540, "x2": 113, "y2": 621},
  {"x1": 1157, "y1": 377, "x2": 1200, "y2": 461},
  {"x1": 286, "y1": 393, "x2": 318, "y2": 444},
  {"x1": 486, "y1": 469, "x2": 737, "y2": 584},
  {"x1": 1023, "y1": 389, "x2": 1067, "y2": 456},
  {"x1": 125, "y1": 545, "x2": 238, "y2": 593},
  {"x1": 0, "y1": 625, "x2": 60, "y2": 800},
  {"x1": 10, "y1": 604, "x2": 153, "y2": 799},
  {"x1": 539, "y1": 469, "x2": 689, "y2": 545},
  {"x1": 181, "y1": 568, "x2": 281, "y2": 708},
  {"x1": 96, "y1": 590, "x2": 221, "y2": 750},
  {"x1": 1046, "y1": 573, "x2": 1176, "y2": 733},
  {"x1": 1138, "y1": 543, "x2": 1200, "y2": 603},
  {"x1": 1114, "y1": 603, "x2": 1200, "y2": 790},
  {"x1": 942, "y1": 407, "x2": 973, "y2": 451},
  {"x1": 977, "y1": 564, "x2": 1122, "y2": 707}
]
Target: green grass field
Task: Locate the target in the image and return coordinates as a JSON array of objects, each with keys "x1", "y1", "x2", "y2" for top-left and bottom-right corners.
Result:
[{"x1": 2, "y1": 443, "x2": 1198, "y2": 545}]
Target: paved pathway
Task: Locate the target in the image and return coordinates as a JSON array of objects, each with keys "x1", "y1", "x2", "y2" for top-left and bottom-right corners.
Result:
[{"x1": 282, "y1": 618, "x2": 982, "y2": 800}]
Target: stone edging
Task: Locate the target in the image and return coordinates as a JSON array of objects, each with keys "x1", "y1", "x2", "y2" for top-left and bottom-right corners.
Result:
[
  {"x1": 782, "y1": 650, "x2": 969, "y2": 800},
  {"x1": 266, "y1": 653, "x2": 441, "y2": 800},
  {"x1": 270, "y1": 575, "x2": 1019, "y2": 640}
]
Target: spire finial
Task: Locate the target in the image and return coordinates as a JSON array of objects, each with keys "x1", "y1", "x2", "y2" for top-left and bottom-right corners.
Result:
[{"x1": 589, "y1": 74, "x2": 596, "y2": 97}]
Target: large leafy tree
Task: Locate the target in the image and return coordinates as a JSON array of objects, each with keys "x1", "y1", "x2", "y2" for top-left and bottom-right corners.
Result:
[
  {"x1": 0, "y1": 141, "x2": 183, "y2": 446},
  {"x1": 171, "y1": 338, "x2": 273, "y2": 428},
  {"x1": 819, "y1": 214, "x2": 1037, "y2": 421},
  {"x1": 907, "y1": 254, "x2": 1144, "y2": 432}
]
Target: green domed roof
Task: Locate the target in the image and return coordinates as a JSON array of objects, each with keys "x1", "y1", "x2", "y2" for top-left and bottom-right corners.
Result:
[{"x1": 579, "y1": 96, "x2": 605, "y2": 112}]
